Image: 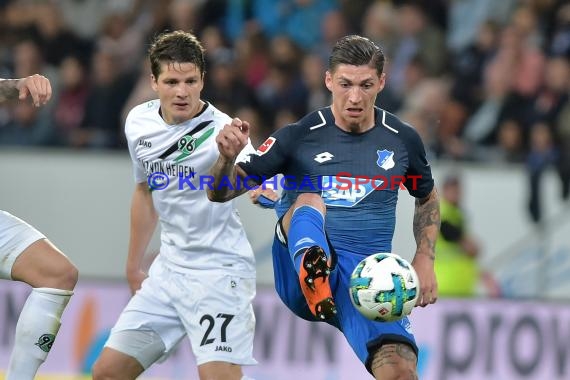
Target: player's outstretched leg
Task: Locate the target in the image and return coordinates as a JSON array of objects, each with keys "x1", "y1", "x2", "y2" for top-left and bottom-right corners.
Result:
[
  {"x1": 284, "y1": 194, "x2": 336, "y2": 320},
  {"x1": 6, "y1": 238, "x2": 77, "y2": 380}
]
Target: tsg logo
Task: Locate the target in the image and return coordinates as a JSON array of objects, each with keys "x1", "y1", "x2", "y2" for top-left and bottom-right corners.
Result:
[{"x1": 138, "y1": 139, "x2": 152, "y2": 148}]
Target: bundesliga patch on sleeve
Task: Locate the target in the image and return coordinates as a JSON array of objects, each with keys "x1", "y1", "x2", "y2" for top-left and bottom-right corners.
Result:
[{"x1": 256, "y1": 137, "x2": 276, "y2": 155}]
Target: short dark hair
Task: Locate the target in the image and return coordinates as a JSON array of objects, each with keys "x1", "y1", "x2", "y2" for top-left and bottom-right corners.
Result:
[
  {"x1": 329, "y1": 35, "x2": 385, "y2": 75},
  {"x1": 148, "y1": 30, "x2": 206, "y2": 79}
]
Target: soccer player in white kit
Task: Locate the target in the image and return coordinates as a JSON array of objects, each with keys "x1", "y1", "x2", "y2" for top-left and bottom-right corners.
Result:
[
  {"x1": 0, "y1": 74, "x2": 78, "y2": 380},
  {"x1": 92, "y1": 31, "x2": 257, "y2": 380}
]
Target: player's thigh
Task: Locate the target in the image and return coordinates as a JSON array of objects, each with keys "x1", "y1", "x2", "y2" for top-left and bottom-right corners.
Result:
[
  {"x1": 92, "y1": 346, "x2": 146, "y2": 380},
  {"x1": 175, "y1": 271, "x2": 257, "y2": 367},
  {"x1": 105, "y1": 261, "x2": 186, "y2": 370},
  {"x1": 0, "y1": 211, "x2": 75, "y2": 286},
  {"x1": 12, "y1": 238, "x2": 77, "y2": 288}
]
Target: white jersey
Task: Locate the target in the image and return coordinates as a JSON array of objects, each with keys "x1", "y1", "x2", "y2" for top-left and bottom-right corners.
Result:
[{"x1": 125, "y1": 100, "x2": 255, "y2": 275}]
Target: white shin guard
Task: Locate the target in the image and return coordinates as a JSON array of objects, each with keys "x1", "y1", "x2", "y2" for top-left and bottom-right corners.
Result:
[{"x1": 6, "y1": 287, "x2": 73, "y2": 380}]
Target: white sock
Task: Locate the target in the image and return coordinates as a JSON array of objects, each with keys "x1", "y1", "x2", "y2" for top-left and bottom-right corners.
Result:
[{"x1": 6, "y1": 287, "x2": 73, "y2": 380}]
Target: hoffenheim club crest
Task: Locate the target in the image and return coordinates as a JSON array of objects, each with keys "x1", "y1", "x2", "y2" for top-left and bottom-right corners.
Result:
[{"x1": 376, "y1": 149, "x2": 395, "y2": 170}]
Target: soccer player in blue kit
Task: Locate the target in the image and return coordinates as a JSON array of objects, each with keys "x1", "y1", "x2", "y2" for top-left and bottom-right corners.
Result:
[{"x1": 208, "y1": 35, "x2": 440, "y2": 379}]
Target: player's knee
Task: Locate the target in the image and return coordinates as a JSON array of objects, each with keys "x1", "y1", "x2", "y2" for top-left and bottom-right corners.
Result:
[
  {"x1": 62, "y1": 260, "x2": 78, "y2": 289},
  {"x1": 92, "y1": 353, "x2": 141, "y2": 380},
  {"x1": 372, "y1": 362, "x2": 418, "y2": 380},
  {"x1": 18, "y1": 254, "x2": 78, "y2": 291},
  {"x1": 294, "y1": 193, "x2": 325, "y2": 213},
  {"x1": 91, "y1": 358, "x2": 115, "y2": 380},
  {"x1": 370, "y1": 343, "x2": 418, "y2": 380},
  {"x1": 198, "y1": 361, "x2": 243, "y2": 380},
  {"x1": 50, "y1": 258, "x2": 78, "y2": 291}
]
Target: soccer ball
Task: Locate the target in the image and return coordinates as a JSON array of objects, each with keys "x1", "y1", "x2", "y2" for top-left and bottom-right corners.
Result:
[{"x1": 349, "y1": 253, "x2": 419, "y2": 322}]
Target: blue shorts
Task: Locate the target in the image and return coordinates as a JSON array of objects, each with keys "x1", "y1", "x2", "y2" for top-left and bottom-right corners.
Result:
[{"x1": 272, "y1": 220, "x2": 418, "y2": 373}]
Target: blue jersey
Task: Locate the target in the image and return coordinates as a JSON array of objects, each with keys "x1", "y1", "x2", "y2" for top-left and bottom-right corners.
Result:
[
  {"x1": 240, "y1": 106, "x2": 432, "y2": 367},
  {"x1": 238, "y1": 106, "x2": 434, "y2": 255}
]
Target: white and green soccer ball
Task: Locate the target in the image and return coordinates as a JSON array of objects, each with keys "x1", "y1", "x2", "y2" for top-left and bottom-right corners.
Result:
[{"x1": 350, "y1": 253, "x2": 420, "y2": 322}]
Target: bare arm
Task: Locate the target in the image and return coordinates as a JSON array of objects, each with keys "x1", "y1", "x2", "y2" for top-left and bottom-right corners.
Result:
[
  {"x1": 411, "y1": 187, "x2": 440, "y2": 307},
  {"x1": 0, "y1": 79, "x2": 20, "y2": 101},
  {"x1": 207, "y1": 156, "x2": 252, "y2": 202},
  {"x1": 207, "y1": 118, "x2": 258, "y2": 202},
  {"x1": 0, "y1": 74, "x2": 52, "y2": 106},
  {"x1": 413, "y1": 187, "x2": 440, "y2": 259},
  {"x1": 126, "y1": 182, "x2": 158, "y2": 294}
]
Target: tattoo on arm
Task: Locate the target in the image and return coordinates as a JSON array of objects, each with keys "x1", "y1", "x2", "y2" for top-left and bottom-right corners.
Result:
[
  {"x1": 413, "y1": 188, "x2": 441, "y2": 260},
  {"x1": 0, "y1": 79, "x2": 20, "y2": 102},
  {"x1": 370, "y1": 343, "x2": 418, "y2": 380},
  {"x1": 207, "y1": 157, "x2": 250, "y2": 202}
]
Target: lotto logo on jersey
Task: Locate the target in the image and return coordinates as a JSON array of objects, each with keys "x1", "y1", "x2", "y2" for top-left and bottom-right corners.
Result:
[
  {"x1": 256, "y1": 137, "x2": 276, "y2": 155},
  {"x1": 321, "y1": 176, "x2": 382, "y2": 207}
]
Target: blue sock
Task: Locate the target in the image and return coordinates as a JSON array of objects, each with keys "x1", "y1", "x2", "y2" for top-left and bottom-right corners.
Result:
[{"x1": 288, "y1": 205, "x2": 330, "y2": 273}]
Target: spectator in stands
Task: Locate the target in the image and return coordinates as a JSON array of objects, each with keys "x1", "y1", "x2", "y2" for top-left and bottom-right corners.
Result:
[
  {"x1": 548, "y1": 2, "x2": 570, "y2": 58},
  {"x1": 388, "y1": 2, "x2": 447, "y2": 98},
  {"x1": 78, "y1": 49, "x2": 135, "y2": 148},
  {"x1": 52, "y1": 55, "x2": 90, "y2": 146},
  {"x1": 0, "y1": 0, "x2": 565, "y2": 166},
  {"x1": 450, "y1": 20, "x2": 500, "y2": 113},
  {"x1": 300, "y1": 53, "x2": 329, "y2": 111},
  {"x1": 362, "y1": 1, "x2": 398, "y2": 58},
  {"x1": 34, "y1": 2, "x2": 92, "y2": 68},
  {"x1": 555, "y1": 102, "x2": 570, "y2": 201},
  {"x1": 527, "y1": 122, "x2": 557, "y2": 223},
  {"x1": 0, "y1": 91, "x2": 53, "y2": 146},
  {"x1": 201, "y1": 49, "x2": 256, "y2": 116},
  {"x1": 435, "y1": 173, "x2": 481, "y2": 297},
  {"x1": 120, "y1": 59, "x2": 156, "y2": 128}
]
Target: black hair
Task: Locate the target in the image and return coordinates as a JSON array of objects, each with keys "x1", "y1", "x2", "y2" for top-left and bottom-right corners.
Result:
[
  {"x1": 148, "y1": 30, "x2": 206, "y2": 79},
  {"x1": 329, "y1": 35, "x2": 385, "y2": 75}
]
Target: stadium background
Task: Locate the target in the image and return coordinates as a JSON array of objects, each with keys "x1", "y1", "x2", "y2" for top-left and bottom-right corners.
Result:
[{"x1": 1, "y1": 0, "x2": 569, "y2": 379}]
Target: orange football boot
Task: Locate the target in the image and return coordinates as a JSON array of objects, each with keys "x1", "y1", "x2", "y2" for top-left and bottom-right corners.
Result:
[{"x1": 299, "y1": 246, "x2": 337, "y2": 320}]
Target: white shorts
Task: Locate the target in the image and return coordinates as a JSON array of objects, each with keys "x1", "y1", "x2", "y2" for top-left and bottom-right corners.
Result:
[
  {"x1": 106, "y1": 254, "x2": 257, "y2": 368},
  {"x1": 0, "y1": 210, "x2": 46, "y2": 280}
]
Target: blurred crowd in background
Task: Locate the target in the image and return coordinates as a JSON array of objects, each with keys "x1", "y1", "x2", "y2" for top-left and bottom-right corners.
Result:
[
  {"x1": 1, "y1": 0, "x2": 569, "y2": 299},
  {"x1": 0, "y1": 0, "x2": 569, "y2": 202}
]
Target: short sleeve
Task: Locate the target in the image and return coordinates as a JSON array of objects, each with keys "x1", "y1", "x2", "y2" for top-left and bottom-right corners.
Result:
[
  {"x1": 237, "y1": 126, "x2": 292, "y2": 185},
  {"x1": 403, "y1": 126, "x2": 434, "y2": 198},
  {"x1": 125, "y1": 113, "x2": 147, "y2": 184}
]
